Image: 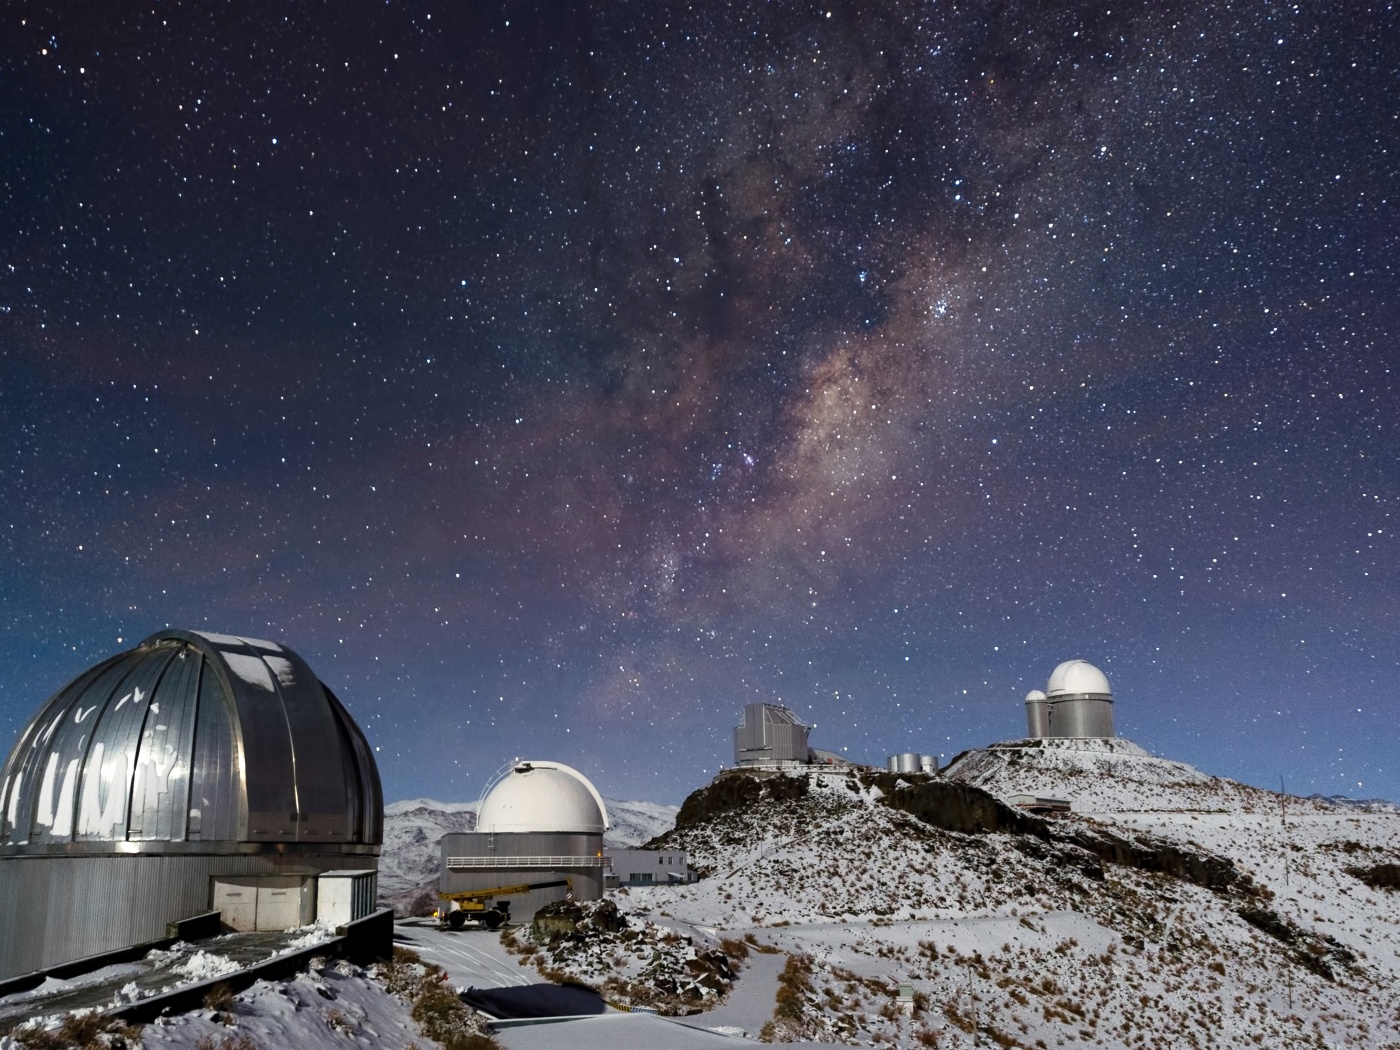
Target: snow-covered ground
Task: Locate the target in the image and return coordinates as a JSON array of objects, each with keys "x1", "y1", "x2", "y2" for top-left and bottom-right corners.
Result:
[
  {"x1": 0, "y1": 925, "x2": 341, "y2": 1026},
  {"x1": 942, "y1": 736, "x2": 1340, "y2": 814},
  {"x1": 109, "y1": 958, "x2": 429, "y2": 1050},
  {"x1": 393, "y1": 917, "x2": 535, "y2": 989},
  {"x1": 11, "y1": 748, "x2": 1398, "y2": 1049},
  {"x1": 379, "y1": 797, "x2": 679, "y2": 914},
  {"x1": 592, "y1": 751, "x2": 1400, "y2": 1048}
]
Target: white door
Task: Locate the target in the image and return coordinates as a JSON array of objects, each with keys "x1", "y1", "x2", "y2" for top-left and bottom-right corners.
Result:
[
  {"x1": 255, "y1": 878, "x2": 306, "y2": 930},
  {"x1": 212, "y1": 879, "x2": 258, "y2": 932}
]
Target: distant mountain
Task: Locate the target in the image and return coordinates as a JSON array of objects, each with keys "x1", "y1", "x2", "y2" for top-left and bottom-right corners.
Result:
[
  {"x1": 603, "y1": 798, "x2": 683, "y2": 847},
  {"x1": 1307, "y1": 793, "x2": 1400, "y2": 814},
  {"x1": 378, "y1": 799, "x2": 482, "y2": 913},
  {"x1": 378, "y1": 797, "x2": 678, "y2": 914}
]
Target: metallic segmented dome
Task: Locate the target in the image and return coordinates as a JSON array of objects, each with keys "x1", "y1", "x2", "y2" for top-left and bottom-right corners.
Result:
[{"x1": 0, "y1": 630, "x2": 382, "y2": 852}]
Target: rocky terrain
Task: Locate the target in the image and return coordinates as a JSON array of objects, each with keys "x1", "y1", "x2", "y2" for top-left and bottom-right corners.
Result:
[{"x1": 506, "y1": 898, "x2": 738, "y2": 1015}]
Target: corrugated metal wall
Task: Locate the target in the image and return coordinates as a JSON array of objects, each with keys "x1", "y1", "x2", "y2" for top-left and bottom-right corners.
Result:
[{"x1": 0, "y1": 851, "x2": 376, "y2": 980}]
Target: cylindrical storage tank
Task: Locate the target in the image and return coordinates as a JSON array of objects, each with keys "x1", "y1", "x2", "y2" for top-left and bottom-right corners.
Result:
[
  {"x1": 886, "y1": 756, "x2": 900, "y2": 773},
  {"x1": 898, "y1": 752, "x2": 921, "y2": 774},
  {"x1": 441, "y1": 761, "x2": 609, "y2": 917},
  {"x1": 0, "y1": 630, "x2": 383, "y2": 980},
  {"x1": 1025, "y1": 690, "x2": 1050, "y2": 738},
  {"x1": 1044, "y1": 660, "x2": 1114, "y2": 738},
  {"x1": 919, "y1": 755, "x2": 938, "y2": 774}
]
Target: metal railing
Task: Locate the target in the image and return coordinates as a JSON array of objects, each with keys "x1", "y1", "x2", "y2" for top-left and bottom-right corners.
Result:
[{"x1": 445, "y1": 855, "x2": 608, "y2": 869}]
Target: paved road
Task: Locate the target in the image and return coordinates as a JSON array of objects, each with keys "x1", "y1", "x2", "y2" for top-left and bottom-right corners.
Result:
[{"x1": 392, "y1": 918, "x2": 534, "y2": 989}]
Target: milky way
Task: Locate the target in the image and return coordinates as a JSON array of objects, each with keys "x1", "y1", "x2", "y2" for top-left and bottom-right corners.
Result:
[{"x1": 2, "y1": 2, "x2": 1395, "y2": 803}]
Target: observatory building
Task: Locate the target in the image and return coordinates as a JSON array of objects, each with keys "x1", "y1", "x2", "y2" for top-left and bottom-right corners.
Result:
[
  {"x1": 732, "y1": 703, "x2": 857, "y2": 768},
  {"x1": 0, "y1": 630, "x2": 382, "y2": 981},
  {"x1": 734, "y1": 703, "x2": 810, "y2": 766},
  {"x1": 439, "y1": 760, "x2": 608, "y2": 925},
  {"x1": 1024, "y1": 659, "x2": 1115, "y2": 739}
]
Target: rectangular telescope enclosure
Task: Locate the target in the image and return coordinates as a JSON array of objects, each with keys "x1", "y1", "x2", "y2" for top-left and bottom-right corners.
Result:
[{"x1": 734, "y1": 703, "x2": 810, "y2": 766}]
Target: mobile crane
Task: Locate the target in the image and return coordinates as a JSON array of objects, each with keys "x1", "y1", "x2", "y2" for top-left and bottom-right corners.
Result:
[{"x1": 437, "y1": 877, "x2": 572, "y2": 929}]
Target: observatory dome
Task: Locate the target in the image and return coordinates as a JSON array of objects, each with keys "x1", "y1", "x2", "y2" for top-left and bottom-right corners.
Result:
[
  {"x1": 1046, "y1": 659, "x2": 1112, "y2": 699},
  {"x1": 1025, "y1": 689, "x2": 1048, "y2": 703},
  {"x1": 477, "y1": 761, "x2": 608, "y2": 835},
  {"x1": 0, "y1": 629, "x2": 382, "y2": 850}
]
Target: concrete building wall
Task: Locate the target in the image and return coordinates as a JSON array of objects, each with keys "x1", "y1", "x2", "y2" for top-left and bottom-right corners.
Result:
[
  {"x1": 608, "y1": 848, "x2": 695, "y2": 886},
  {"x1": 0, "y1": 849, "x2": 377, "y2": 980}
]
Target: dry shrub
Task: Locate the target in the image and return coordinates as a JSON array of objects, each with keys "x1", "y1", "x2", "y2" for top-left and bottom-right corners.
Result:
[
  {"x1": 12, "y1": 1014, "x2": 143, "y2": 1050},
  {"x1": 410, "y1": 975, "x2": 500, "y2": 1050},
  {"x1": 774, "y1": 954, "x2": 814, "y2": 1020},
  {"x1": 203, "y1": 981, "x2": 235, "y2": 1011},
  {"x1": 194, "y1": 1034, "x2": 260, "y2": 1050},
  {"x1": 719, "y1": 936, "x2": 750, "y2": 961}
]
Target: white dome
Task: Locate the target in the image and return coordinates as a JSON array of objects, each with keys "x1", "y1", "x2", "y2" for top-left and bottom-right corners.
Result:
[
  {"x1": 1046, "y1": 659, "x2": 1112, "y2": 698},
  {"x1": 476, "y1": 760, "x2": 608, "y2": 834},
  {"x1": 1025, "y1": 689, "x2": 1047, "y2": 703}
]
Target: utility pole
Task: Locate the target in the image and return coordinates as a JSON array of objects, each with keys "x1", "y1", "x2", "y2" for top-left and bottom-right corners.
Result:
[{"x1": 967, "y1": 961, "x2": 979, "y2": 1047}]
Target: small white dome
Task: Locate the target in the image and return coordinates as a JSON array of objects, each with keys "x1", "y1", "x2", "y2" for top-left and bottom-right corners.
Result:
[
  {"x1": 1025, "y1": 689, "x2": 1047, "y2": 703},
  {"x1": 1046, "y1": 659, "x2": 1112, "y2": 698},
  {"x1": 476, "y1": 760, "x2": 608, "y2": 834}
]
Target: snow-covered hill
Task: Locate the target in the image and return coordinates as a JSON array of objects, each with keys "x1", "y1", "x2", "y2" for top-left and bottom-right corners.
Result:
[
  {"x1": 602, "y1": 760, "x2": 1400, "y2": 1047},
  {"x1": 1308, "y1": 793, "x2": 1400, "y2": 814},
  {"x1": 378, "y1": 797, "x2": 679, "y2": 914},
  {"x1": 604, "y1": 799, "x2": 683, "y2": 848},
  {"x1": 941, "y1": 736, "x2": 1342, "y2": 814}
]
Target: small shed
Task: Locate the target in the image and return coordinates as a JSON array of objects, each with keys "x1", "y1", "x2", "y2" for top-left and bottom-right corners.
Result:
[{"x1": 317, "y1": 869, "x2": 379, "y2": 925}]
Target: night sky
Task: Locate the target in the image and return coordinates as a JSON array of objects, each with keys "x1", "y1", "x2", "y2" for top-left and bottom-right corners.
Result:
[{"x1": 2, "y1": 2, "x2": 1396, "y2": 807}]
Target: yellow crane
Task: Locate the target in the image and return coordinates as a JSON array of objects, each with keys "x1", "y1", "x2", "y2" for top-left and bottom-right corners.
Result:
[{"x1": 437, "y1": 877, "x2": 571, "y2": 929}]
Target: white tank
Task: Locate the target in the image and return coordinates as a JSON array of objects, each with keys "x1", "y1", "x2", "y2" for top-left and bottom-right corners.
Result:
[
  {"x1": 1025, "y1": 688, "x2": 1050, "y2": 738},
  {"x1": 476, "y1": 761, "x2": 609, "y2": 834}
]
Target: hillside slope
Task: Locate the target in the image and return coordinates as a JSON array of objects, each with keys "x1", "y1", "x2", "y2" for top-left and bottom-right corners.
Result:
[
  {"x1": 615, "y1": 764, "x2": 1400, "y2": 1048},
  {"x1": 940, "y1": 737, "x2": 1337, "y2": 815}
]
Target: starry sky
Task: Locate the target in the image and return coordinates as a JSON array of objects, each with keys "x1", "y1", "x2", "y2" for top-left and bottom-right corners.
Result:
[{"x1": 2, "y1": 2, "x2": 1396, "y2": 807}]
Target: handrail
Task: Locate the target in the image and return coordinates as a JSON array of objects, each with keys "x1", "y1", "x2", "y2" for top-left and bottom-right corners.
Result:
[{"x1": 446, "y1": 855, "x2": 608, "y2": 869}]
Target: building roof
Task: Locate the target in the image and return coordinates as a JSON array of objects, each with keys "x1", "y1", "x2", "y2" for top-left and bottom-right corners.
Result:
[
  {"x1": 0, "y1": 629, "x2": 382, "y2": 853},
  {"x1": 476, "y1": 760, "x2": 608, "y2": 835}
]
